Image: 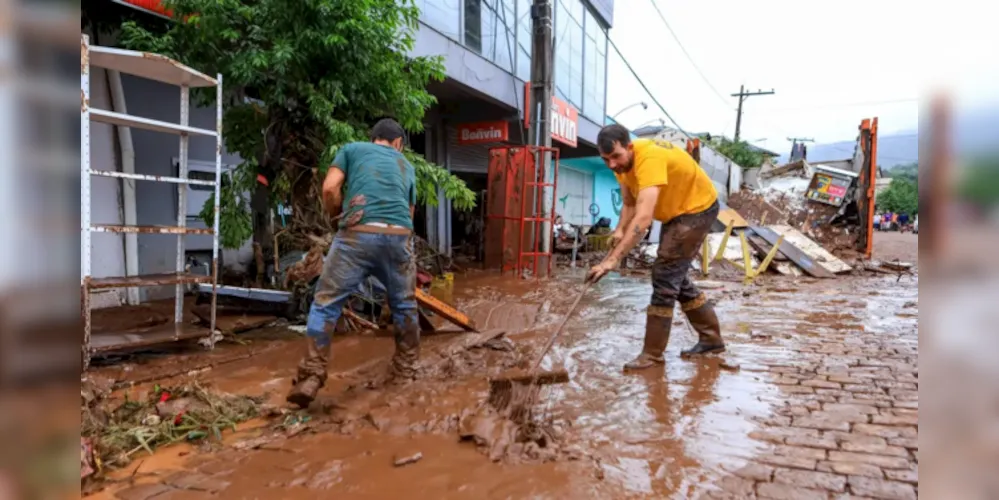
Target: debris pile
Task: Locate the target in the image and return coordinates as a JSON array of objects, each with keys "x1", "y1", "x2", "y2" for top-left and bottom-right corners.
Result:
[{"x1": 81, "y1": 379, "x2": 264, "y2": 476}]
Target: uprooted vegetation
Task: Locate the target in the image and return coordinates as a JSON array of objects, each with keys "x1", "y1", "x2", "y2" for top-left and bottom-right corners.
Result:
[{"x1": 81, "y1": 379, "x2": 264, "y2": 475}]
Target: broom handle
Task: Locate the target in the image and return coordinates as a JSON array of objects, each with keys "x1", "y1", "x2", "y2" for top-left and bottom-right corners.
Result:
[{"x1": 530, "y1": 281, "x2": 592, "y2": 372}]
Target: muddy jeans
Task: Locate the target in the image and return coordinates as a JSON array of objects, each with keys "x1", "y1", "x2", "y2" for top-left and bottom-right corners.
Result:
[
  {"x1": 301, "y1": 229, "x2": 419, "y2": 376},
  {"x1": 650, "y1": 201, "x2": 720, "y2": 313}
]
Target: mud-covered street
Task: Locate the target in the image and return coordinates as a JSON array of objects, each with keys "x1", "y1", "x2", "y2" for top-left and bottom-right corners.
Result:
[{"x1": 85, "y1": 234, "x2": 918, "y2": 500}]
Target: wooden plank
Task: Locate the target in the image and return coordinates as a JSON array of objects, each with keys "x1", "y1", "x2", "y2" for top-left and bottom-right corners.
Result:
[
  {"x1": 749, "y1": 226, "x2": 836, "y2": 278},
  {"x1": 717, "y1": 208, "x2": 749, "y2": 229},
  {"x1": 416, "y1": 288, "x2": 477, "y2": 332},
  {"x1": 769, "y1": 224, "x2": 852, "y2": 273},
  {"x1": 747, "y1": 235, "x2": 788, "y2": 261}
]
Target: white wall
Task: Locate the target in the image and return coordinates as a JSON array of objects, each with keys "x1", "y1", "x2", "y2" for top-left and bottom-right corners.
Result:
[{"x1": 87, "y1": 66, "x2": 127, "y2": 307}]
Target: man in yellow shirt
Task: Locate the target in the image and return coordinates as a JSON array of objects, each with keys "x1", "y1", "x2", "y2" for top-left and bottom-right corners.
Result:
[{"x1": 586, "y1": 124, "x2": 725, "y2": 370}]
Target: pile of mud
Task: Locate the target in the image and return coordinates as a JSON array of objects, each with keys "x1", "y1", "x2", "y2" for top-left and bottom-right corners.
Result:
[
  {"x1": 458, "y1": 404, "x2": 583, "y2": 464},
  {"x1": 728, "y1": 191, "x2": 862, "y2": 259}
]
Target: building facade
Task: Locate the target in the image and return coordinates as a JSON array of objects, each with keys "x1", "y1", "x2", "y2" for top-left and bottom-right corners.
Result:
[
  {"x1": 414, "y1": 0, "x2": 615, "y2": 255},
  {"x1": 83, "y1": 0, "x2": 615, "y2": 305}
]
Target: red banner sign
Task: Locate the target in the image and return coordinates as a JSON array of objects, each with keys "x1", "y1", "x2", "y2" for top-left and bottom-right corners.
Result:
[
  {"x1": 549, "y1": 96, "x2": 579, "y2": 148},
  {"x1": 113, "y1": 0, "x2": 173, "y2": 18},
  {"x1": 457, "y1": 120, "x2": 509, "y2": 144},
  {"x1": 523, "y1": 82, "x2": 580, "y2": 148}
]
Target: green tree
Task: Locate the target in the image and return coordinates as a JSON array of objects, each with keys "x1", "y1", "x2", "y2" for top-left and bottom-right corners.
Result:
[
  {"x1": 702, "y1": 136, "x2": 766, "y2": 169},
  {"x1": 115, "y1": 0, "x2": 476, "y2": 249},
  {"x1": 877, "y1": 177, "x2": 919, "y2": 216}
]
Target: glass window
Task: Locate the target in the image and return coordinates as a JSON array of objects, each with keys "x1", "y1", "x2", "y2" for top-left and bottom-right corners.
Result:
[
  {"x1": 494, "y1": 0, "x2": 516, "y2": 73},
  {"x1": 581, "y1": 8, "x2": 607, "y2": 120},
  {"x1": 568, "y1": 3, "x2": 583, "y2": 107},
  {"x1": 419, "y1": 0, "x2": 461, "y2": 41},
  {"x1": 464, "y1": 0, "x2": 483, "y2": 53},
  {"x1": 554, "y1": 0, "x2": 572, "y2": 101},
  {"x1": 464, "y1": 0, "x2": 515, "y2": 73}
]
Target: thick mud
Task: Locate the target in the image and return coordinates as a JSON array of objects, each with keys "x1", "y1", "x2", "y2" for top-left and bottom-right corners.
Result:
[{"x1": 85, "y1": 255, "x2": 918, "y2": 499}]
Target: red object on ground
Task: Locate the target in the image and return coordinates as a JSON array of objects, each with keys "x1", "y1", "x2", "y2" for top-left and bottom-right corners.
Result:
[
  {"x1": 158, "y1": 391, "x2": 171, "y2": 403},
  {"x1": 173, "y1": 411, "x2": 186, "y2": 425},
  {"x1": 416, "y1": 271, "x2": 433, "y2": 287},
  {"x1": 257, "y1": 174, "x2": 269, "y2": 186}
]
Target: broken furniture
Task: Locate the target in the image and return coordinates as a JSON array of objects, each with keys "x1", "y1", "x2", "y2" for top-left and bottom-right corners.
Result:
[{"x1": 81, "y1": 35, "x2": 223, "y2": 368}]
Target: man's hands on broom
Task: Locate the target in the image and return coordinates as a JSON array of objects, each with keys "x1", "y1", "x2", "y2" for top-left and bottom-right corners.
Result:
[{"x1": 586, "y1": 256, "x2": 620, "y2": 284}]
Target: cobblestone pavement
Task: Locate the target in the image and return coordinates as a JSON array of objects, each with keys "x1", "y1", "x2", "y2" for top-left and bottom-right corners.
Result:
[
  {"x1": 707, "y1": 275, "x2": 919, "y2": 500},
  {"x1": 91, "y1": 267, "x2": 919, "y2": 499}
]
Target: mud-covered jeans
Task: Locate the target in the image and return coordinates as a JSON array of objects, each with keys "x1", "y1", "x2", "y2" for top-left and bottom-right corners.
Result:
[
  {"x1": 650, "y1": 201, "x2": 720, "y2": 314},
  {"x1": 306, "y1": 230, "x2": 418, "y2": 349}
]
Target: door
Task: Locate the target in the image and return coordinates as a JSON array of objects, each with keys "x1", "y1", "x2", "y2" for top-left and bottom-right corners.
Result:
[{"x1": 555, "y1": 167, "x2": 593, "y2": 226}]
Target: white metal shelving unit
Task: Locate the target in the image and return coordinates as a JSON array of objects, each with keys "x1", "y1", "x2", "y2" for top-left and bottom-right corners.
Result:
[{"x1": 81, "y1": 34, "x2": 222, "y2": 370}]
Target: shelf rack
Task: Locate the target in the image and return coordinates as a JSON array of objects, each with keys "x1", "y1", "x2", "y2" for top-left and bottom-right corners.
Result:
[{"x1": 80, "y1": 34, "x2": 223, "y2": 369}]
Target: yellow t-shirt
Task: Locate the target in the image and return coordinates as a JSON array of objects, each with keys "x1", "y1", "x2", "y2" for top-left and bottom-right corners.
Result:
[{"x1": 613, "y1": 139, "x2": 717, "y2": 223}]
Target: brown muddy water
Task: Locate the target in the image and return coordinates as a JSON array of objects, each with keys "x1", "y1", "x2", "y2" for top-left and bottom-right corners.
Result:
[{"x1": 86, "y1": 269, "x2": 918, "y2": 499}]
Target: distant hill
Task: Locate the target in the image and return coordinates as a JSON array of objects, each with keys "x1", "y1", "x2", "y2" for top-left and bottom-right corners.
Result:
[{"x1": 777, "y1": 133, "x2": 917, "y2": 169}]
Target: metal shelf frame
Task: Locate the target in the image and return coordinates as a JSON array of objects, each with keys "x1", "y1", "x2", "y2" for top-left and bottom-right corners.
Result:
[{"x1": 81, "y1": 34, "x2": 223, "y2": 369}]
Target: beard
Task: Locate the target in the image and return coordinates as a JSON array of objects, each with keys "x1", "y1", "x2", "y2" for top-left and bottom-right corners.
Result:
[{"x1": 612, "y1": 154, "x2": 635, "y2": 174}]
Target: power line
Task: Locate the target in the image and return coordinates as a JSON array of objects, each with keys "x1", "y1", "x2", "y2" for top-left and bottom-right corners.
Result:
[
  {"x1": 607, "y1": 35, "x2": 691, "y2": 138},
  {"x1": 646, "y1": 0, "x2": 733, "y2": 111}
]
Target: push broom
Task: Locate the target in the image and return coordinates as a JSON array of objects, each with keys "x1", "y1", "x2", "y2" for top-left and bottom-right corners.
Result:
[{"x1": 487, "y1": 281, "x2": 592, "y2": 415}]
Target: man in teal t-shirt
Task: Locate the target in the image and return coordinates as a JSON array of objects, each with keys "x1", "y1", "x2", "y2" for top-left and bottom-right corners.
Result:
[{"x1": 287, "y1": 118, "x2": 420, "y2": 408}]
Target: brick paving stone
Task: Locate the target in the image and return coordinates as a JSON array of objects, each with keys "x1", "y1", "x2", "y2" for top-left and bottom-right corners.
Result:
[
  {"x1": 731, "y1": 462, "x2": 774, "y2": 481},
  {"x1": 757, "y1": 482, "x2": 831, "y2": 500},
  {"x1": 803, "y1": 379, "x2": 843, "y2": 389},
  {"x1": 775, "y1": 445, "x2": 827, "y2": 460},
  {"x1": 710, "y1": 476, "x2": 758, "y2": 498},
  {"x1": 792, "y1": 415, "x2": 852, "y2": 432},
  {"x1": 852, "y1": 424, "x2": 917, "y2": 439},
  {"x1": 823, "y1": 403, "x2": 879, "y2": 415},
  {"x1": 883, "y1": 468, "x2": 917, "y2": 485},
  {"x1": 886, "y1": 437, "x2": 917, "y2": 450},
  {"x1": 870, "y1": 415, "x2": 918, "y2": 426},
  {"x1": 773, "y1": 468, "x2": 846, "y2": 492},
  {"x1": 827, "y1": 451, "x2": 911, "y2": 470},
  {"x1": 847, "y1": 476, "x2": 917, "y2": 499},
  {"x1": 778, "y1": 384, "x2": 816, "y2": 394},
  {"x1": 816, "y1": 461, "x2": 884, "y2": 478},
  {"x1": 840, "y1": 441, "x2": 908, "y2": 458},
  {"x1": 785, "y1": 433, "x2": 838, "y2": 450},
  {"x1": 756, "y1": 454, "x2": 818, "y2": 471},
  {"x1": 827, "y1": 376, "x2": 866, "y2": 384}
]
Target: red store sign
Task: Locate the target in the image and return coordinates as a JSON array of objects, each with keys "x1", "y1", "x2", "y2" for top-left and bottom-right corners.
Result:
[
  {"x1": 112, "y1": 0, "x2": 173, "y2": 18},
  {"x1": 457, "y1": 120, "x2": 509, "y2": 145},
  {"x1": 523, "y1": 82, "x2": 580, "y2": 148}
]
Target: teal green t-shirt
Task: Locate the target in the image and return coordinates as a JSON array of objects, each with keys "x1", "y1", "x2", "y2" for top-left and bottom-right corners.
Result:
[{"x1": 332, "y1": 142, "x2": 416, "y2": 230}]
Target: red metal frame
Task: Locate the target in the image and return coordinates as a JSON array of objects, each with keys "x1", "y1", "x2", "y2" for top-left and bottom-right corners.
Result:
[{"x1": 485, "y1": 145, "x2": 561, "y2": 278}]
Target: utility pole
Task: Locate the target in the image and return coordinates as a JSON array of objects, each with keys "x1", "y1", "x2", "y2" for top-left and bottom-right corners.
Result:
[
  {"x1": 529, "y1": 0, "x2": 554, "y2": 269},
  {"x1": 731, "y1": 85, "x2": 774, "y2": 142}
]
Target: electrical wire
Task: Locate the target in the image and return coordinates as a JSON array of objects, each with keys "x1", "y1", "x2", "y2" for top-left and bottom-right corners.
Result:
[
  {"x1": 607, "y1": 35, "x2": 692, "y2": 139},
  {"x1": 646, "y1": 0, "x2": 733, "y2": 111}
]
